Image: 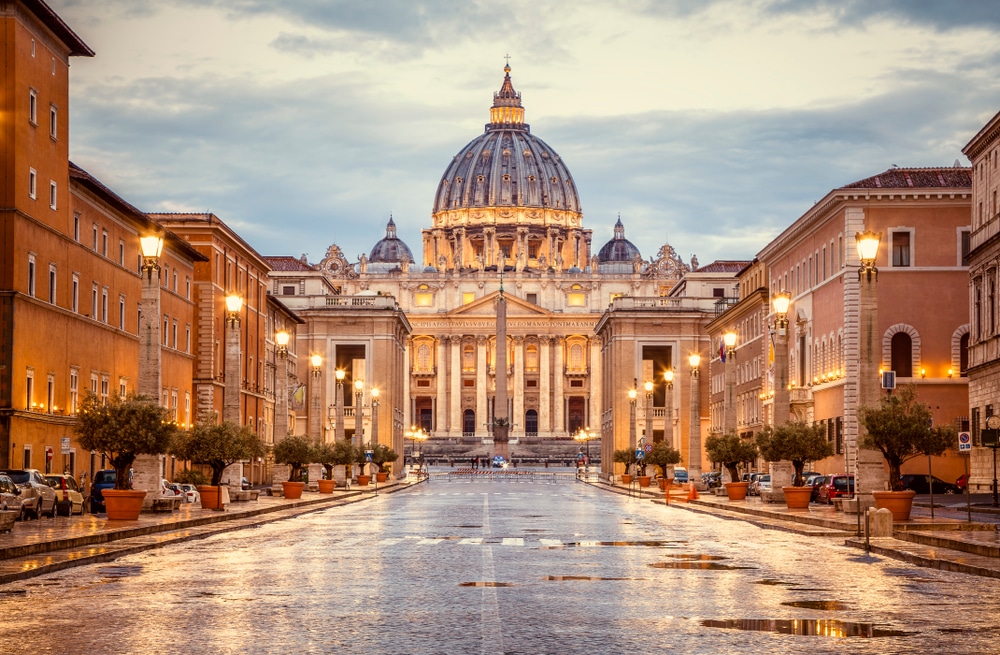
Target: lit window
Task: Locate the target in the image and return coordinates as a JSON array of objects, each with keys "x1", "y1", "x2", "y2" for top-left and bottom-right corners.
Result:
[
  {"x1": 415, "y1": 285, "x2": 433, "y2": 307},
  {"x1": 463, "y1": 292, "x2": 475, "y2": 305},
  {"x1": 891, "y1": 230, "x2": 912, "y2": 267}
]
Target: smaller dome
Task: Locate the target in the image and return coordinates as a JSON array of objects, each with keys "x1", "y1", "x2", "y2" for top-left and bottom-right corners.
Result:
[
  {"x1": 597, "y1": 217, "x2": 641, "y2": 262},
  {"x1": 368, "y1": 216, "x2": 414, "y2": 264}
]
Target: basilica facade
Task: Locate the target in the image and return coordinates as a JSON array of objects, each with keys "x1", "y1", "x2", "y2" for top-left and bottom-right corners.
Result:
[{"x1": 268, "y1": 66, "x2": 729, "y2": 474}]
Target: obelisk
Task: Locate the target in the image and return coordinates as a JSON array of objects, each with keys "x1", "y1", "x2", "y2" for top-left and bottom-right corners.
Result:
[{"x1": 493, "y1": 262, "x2": 510, "y2": 458}]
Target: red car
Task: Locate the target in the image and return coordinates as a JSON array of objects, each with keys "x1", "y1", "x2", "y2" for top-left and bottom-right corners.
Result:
[{"x1": 817, "y1": 474, "x2": 854, "y2": 504}]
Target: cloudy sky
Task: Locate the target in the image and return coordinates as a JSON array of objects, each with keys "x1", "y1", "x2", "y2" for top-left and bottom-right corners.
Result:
[{"x1": 52, "y1": 0, "x2": 1000, "y2": 267}]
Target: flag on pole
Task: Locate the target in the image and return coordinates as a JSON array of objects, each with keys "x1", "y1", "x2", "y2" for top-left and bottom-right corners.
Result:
[{"x1": 719, "y1": 338, "x2": 726, "y2": 363}]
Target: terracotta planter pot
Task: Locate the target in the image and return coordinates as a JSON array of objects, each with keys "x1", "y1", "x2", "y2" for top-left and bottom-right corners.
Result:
[
  {"x1": 724, "y1": 481, "x2": 749, "y2": 501},
  {"x1": 376, "y1": 472, "x2": 388, "y2": 483},
  {"x1": 873, "y1": 490, "x2": 916, "y2": 521},
  {"x1": 783, "y1": 485, "x2": 813, "y2": 510},
  {"x1": 357, "y1": 475, "x2": 371, "y2": 486},
  {"x1": 282, "y1": 481, "x2": 305, "y2": 499},
  {"x1": 620, "y1": 474, "x2": 633, "y2": 485},
  {"x1": 317, "y1": 479, "x2": 336, "y2": 494},
  {"x1": 658, "y1": 478, "x2": 668, "y2": 491},
  {"x1": 198, "y1": 485, "x2": 221, "y2": 509},
  {"x1": 102, "y1": 489, "x2": 147, "y2": 520},
  {"x1": 638, "y1": 476, "x2": 652, "y2": 488}
]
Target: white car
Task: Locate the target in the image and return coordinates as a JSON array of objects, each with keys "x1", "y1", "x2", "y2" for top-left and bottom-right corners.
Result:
[{"x1": 179, "y1": 484, "x2": 200, "y2": 504}]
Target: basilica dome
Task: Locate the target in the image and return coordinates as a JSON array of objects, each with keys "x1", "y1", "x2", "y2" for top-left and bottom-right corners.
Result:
[
  {"x1": 368, "y1": 217, "x2": 413, "y2": 264},
  {"x1": 432, "y1": 65, "x2": 581, "y2": 215},
  {"x1": 597, "y1": 217, "x2": 641, "y2": 263}
]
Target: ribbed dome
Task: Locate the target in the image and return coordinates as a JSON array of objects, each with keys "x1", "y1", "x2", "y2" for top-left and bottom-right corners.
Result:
[
  {"x1": 432, "y1": 65, "x2": 581, "y2": 215},
  {"x1": 368, "y1": 216, "x2": 414, "y2": 263},
  {"x1": 597, "y1": 217, "x2": 641, "y2": 262}
]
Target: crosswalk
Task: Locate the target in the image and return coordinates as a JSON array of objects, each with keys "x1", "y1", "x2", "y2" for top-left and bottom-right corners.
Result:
[{"x1": 327, "y1": 535, "x2": 610, "y2": 549}]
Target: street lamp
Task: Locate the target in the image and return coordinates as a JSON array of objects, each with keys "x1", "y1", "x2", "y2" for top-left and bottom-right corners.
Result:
[
  {"x1": 225, "y1": 293, "x2": 243, "y2": 327},
  {"x1": 856, "y1": 230, "x2": 881, "y2": 282},
  {"x1": 272, "y1": 327, "x2": 291, "y2": 489},
  {"x1": 354, "y1": 378, "x2": 364, "y2": 450},
  {"x1": 334, "y1": 369, "x2": 346, "y2": 443},
  {"x1": 689, "y1": 352, "x2": 702, "y2": 485},
  {"x1": 723, "y1": 330, "x2": 738, "y2": 437},
  {"x1": 643, "y1": 380, "x2": 653, "y2": 445},
  {"x1": 772, "y1": 291, "x2": 791, "y2": 426},
  {"x1": 663, "y1": 369, "x2": 674, "y2": 449},
  {"x1": 135, "y1": 233, "x2": 164, "y2": 506},
  {"x1": 370, "y1": 387, "x2": 380, "y2": 452},
  {"x1": 309, "y1": 354, "x2": 323, "y2": 444},
  {"x1": 275, "y1": 329, "x2": 290, "y2": 357},
  {"x1": 405, "y1": 425, "x2": 428, "y2": 476},
  {"x1": 628, "y1": 379, "x2": 638, "y2": 451},
  {"x1": 574, "y1": 427, "x2": 596, "y2": 472},
  {"x1": 855, "y1": 228, "x2": 885, "y2": 505}
]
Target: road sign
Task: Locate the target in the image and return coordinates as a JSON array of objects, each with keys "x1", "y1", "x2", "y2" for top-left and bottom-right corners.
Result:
[
  {"x1": 959, "y1": 431, "x2": 972, "y2": 452},
  {"x1": 644, "y1": 443, "x2": 653, "y2": 453},
  {"x1": 61, "y1": 437, "x2": 70, "y2": 454},
  {"x1": 365, "y1": 451, "x2": 373, "y2": 462},
  {"x1": 635, "y1": 449, "x2": 644, "y2": 460}
]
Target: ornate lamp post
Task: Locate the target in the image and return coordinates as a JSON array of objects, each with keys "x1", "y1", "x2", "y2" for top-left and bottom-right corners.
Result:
[
  {"x1": 334, "y1": 369, "x2": 346, "y2": 443},
  {"x1": 271, "y1": 329, "x2": 291, "y2": 489},
  {"x1": 643, "y1": 380, "x2": 653, "y2": 444},
  {"x1": 405, "y1": 425, "x2": 428, "y2": 476},
  {"x1": 663, "y1": 369, "x2": 674, "y2": 449},
  {"x1": 370, "y1": 387, "x2": 380, "y2": 446},
  {"x1": 772, "y1": 291, "x2": 791, "y2": 426},
  {"x1": 134, "y1": 234, "x2": 164, "y2": 506},
  {"x1": 574, "y1": 427, "x2": 595, "y2": 472},
  {"x1": 689, "y1": 352, "x2": 702, "y2": 484},
  {"x1": 354, "y1": 378, "x2": 364, "y2": 450},
  {"x1": 309, "y1": 354, "x2": 322, "y2": 443},
  {"x1": 628, "y1": 380, "x2": 638, "y2": 452},
  {"x1": 723, "y1": 330, "x2": 738, "y2": 437},
  {"x1": 855, "y1": 229, "x2": 885, "y2": 505},
  {"x1": 221, "y1": 293, "x2": 243, "y2": 489}
]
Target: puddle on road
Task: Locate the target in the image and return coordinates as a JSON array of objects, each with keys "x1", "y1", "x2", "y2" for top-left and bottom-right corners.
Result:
[
  {"x1": 450, "y1": 525, "x2": 482, "y2": 529},
  {"x1": 665, "y1": 554, "x2": 728, "y2": 561},
  {"x1": 650, "y1": 561, "x2": 757, "y2": 570},
  {"x1": 97, "y1": 565, "x2": 144, "y2": 578},
  {"x1": 755, "y1": 579, "x2": 801, "y2": 587},
  {"x1": 561, "y1": 540, "x2": 679, "y2": 548},
  {"x1": 544, "y1": 575, "x2": 645, "y2": 582},
  {"x1": 459, "y1": 581, "x2": 515, "y2": 587},
  {"x1": 781, "y1": 600, "x2": 848, "y2": 611},
  {"x1": 702, "y1": 618, "x2": 911, "y2": 638}
]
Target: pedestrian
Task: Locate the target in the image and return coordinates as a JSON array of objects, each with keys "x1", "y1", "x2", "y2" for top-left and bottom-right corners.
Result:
[{"x1": 472, "y1": 457, "x2": 477, "y2": 470}]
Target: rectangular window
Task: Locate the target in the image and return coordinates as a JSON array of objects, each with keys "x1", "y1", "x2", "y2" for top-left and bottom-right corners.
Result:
[
  {"x1": 185, "y1": 325, "x2": 191, "y2": 353},
  {"x1": 71, "y1": 274, "x2": 79, "y2": 313},
  {"x1": 49, "y1": 104, "x2": 57, "y2": 139},
  {"x1": 119, "y1": 295, "x2": 126, "y2": 330},
  {"x1": 526, "y1": 293, "x2": 538, "y2": 305},
  {"x1": 48, "y1": 264, "x2": 56, "y2": 304},
  {"x1": 891, "y1": 230, "x2": 911, "y2": 267},
  {"x1": 101, "y1": 230, "x2": 108, "y2": 257},
  {"x1": 90, "y1": 372, "x2": 98, "y2": 395},
  {"x1": 119, "y1": 240, "x2": 125, "y2": 266},
  {"x1": 462, "y1": 292, "x2": 475, "y2": 305},
  {"x1": 119, "y1": 377, "x2": 127, "y2": 397},
  {"x1": 28, "y1": 168, "x2": 36, "y2": 199},
  {"x1": 47, "y1": 374, "x2": 54, "y2": 413},
  {"x1": 73, "y1": 214, "x2": 80, "y2": 241},
  {"x1": 184, "y1": 392, "x2": 191, "y2": 427},
  {"x1": 27, "y1": 254, "x2": 36, "y2": 297},
  {"x1": 92, "y1": 225, "x2": 98, "y2": 251},
  {"x1": 172, "y1": 271, "x2": 178, "y2": 292},
  {"x1": 100, "y1": 375, "x2": 109, "y2": 404},
  {"x1": 69, "y1": 368, "x2": 79, "y2": 415},
  {"x1": 29, "y1": 89, "x2": 37, "y2": 124},
  {"x1": 25, "y1": 369, "x2": 34, "y2": 410},
  {"x1": 91, "y1": 284, "x2": 98, "y2": 320},
  {"x1": 961, "y1": 228, "x2": 971, "y2": 267},
  {"x1": 101, "y1": 288, "x2": 108, "y2": 323},
  {"x1": 185, "y1": 277, "x2": 191, "y2": 299},
  {"x1": 282, "y1": 285, "x2": 296, "y2": 295},
  {"x1": 172, "y1": 321, "x2": 178, "y2": 349},
  {"x1": 163, "y1": 316, "x2": 168, "y2": 345},
  {"x1": 49, "y1": 181, "x2": 57, "y2": 209}
]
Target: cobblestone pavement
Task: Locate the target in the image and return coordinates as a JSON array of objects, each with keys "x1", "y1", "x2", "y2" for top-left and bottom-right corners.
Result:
[{"x1": 2, "y1": 475, "x2": 999, "y2": 654}]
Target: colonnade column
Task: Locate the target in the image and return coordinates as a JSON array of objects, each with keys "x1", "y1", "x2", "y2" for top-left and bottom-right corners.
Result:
[
  {"x1": 450, "y1": 336, "x2": 462, "y2": 437},
  {"x1": 539, "y1": 336, "x2": 551, "y2": 436},
  {"x1": 402, "y1": 339, "x2": 411, "y2": 430},
  {"x1": 436, "y1": 338, "x2": 447, "y2": 434},
  {"x1": 513, "y1": 337, "x2": 524, "y2": 437},
  {"x1": 589, "y1": 337, "x2": 601, "y2": 430},
  {"x1": 553, "y1": 337, "x2": 564, "y2": 434},
  {"x1": 476, "y1": 336, "x2": 488, "y2": 436}
]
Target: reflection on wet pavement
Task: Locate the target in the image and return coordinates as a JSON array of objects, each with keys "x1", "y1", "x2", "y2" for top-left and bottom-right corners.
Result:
[{"x1": 702, "y1": 618, "x2": 911, "y2": 638}]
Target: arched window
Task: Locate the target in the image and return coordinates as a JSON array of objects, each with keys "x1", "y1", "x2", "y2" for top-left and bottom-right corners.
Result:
[
  {"x1": 525, "y1": 409, "x2": 538, "y2": 436},
  {"x1": 463, "y1": 409, "x2": 476, "y2": 435},
  {"x1": 891, "y1": 332, "x2": 913, "y2": 377},
  {"x1": 570, "y1": 343, "x2": 584, "y2": 371},
  {"x1": 416, "y1": 344, "x2": 431, "y2": 371}
]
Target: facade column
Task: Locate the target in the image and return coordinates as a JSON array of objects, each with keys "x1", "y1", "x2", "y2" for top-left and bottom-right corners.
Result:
[
  {"x1": 450, "y1": 336, "x2": 462, "y2": 437},
  {"x1": 476, "y1": 335, "x2": 488, "y2": 437},
  {"x1": 436, "y1": 338, "x2": 447, "y2": 433},
  {"x1": 221, "y1": 298, "x2": 243, "y2": 490},
  {"x1": 589, "y1": 337, "x2": 602, "y2": 431},
  {"x1": 513, "y1": 336, "x2": 524, "y2": 437},
  {"x1": 553, "y1": 337, "x2": 564, "y2": 434},
  {"x1": 402, "y1": 339, "x2": 411, "y2": 433},
  {"x1": 539, "y1": 336, "x2": 551, "y2": 435},
  {"x1": 689, "y1": 354, "x2": 703, "y2": 484}
]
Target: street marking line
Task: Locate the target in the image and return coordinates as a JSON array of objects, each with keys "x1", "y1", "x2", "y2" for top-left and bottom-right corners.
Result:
[
  {"x1": 459, "y1": 537, "x2": 483, "y2": 545},
  {"x1": 501, "y1": 538, "x2": 524, "y2": 546},
  {"x1": 539, "y1": 539, "x2": 563, "y2": 547}
]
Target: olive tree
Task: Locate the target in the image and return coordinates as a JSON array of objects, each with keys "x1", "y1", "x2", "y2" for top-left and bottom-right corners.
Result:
[
  {"x1": 705, "y1": 432, "x2": 758, "y2": 483},
  {"x1": 755, "y1": 421, "x2": 833, "y2": 486},
  {"x1": 170, "y1": 417, "x2": 266, "y2": 486}
]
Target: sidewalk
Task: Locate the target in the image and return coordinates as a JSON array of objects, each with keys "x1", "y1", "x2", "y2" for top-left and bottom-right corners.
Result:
[
  {"x1": 0, "y1": 478, "x2": 421, "y2": 585},
  {"x1": 590, "y1": 479, "x2": 1000, "y2": 579}
]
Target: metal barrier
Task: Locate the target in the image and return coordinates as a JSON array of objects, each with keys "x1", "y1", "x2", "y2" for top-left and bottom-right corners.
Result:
[{"x1": 445, "y1": 468, "x2": 559, "y2": 483}]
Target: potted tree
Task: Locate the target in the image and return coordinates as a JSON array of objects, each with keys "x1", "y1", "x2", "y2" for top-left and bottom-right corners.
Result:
[
  {"x1": 75, "y1": 392, "x2": 176, "y2": 519},
  {"x1": 612, "y1": 449, "x2": 636, "y2": 485},
  {"x1": 372, "y1": 444, "x2": 399, "y2": 483},
  {"x1": 272, "y1": 435, "x2": 314, "y2": 499},
  {"x1": 314, "y1": 441, "x2": 355, "y2": 492},
  {"x1": 860, "y1": 385, "x2": 955, "y2": 520},
  {"x1": 705, "y1": 432, "x2": 758, "y2": 501},
  {"x1": 354, "y1": 444, "x2": 374, "y2": 486},
  {"x1": 645, "y1": 442, "x2": 682, "y2": 490},
  {"x1": 755, "y1": 422, "x2": 833, "y2": 509},
  {"x1": 171, "y1": 418, "x2": 265, "y2": 509}
]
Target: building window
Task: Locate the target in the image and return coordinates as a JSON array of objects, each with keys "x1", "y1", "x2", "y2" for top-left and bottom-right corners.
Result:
[
  {"x1": 415, "y1": 284, "x2": 433, "y2": 307},
  {"x1": 463, "y1": 344, "x2": 475, "y2": 372},
  {"x1": 69, "y1": 368, "x2": 79, "y2": 415},
  {"x1": 48, "y1": 264, "x2": 56, "y2": 304},
  {"x1": 73, "y1": 214, "x2": 80, "y2": 241},
  {"x1": 28, "y1": 168, "x2": 36, "y2": 199},
  {"x1": 29, "y1": 89, "x2": 37, "y2": 124},
  {"x1": 184, "y1": 392, "x2": 191, "y2": 427},
  {"x1": 416, "y1": 344, "x2": 431, "y2": 371},
  {"x1": 569, "y1": 343, "x2": 584, "y2": 370},
  {"x1": 891, "y1": 230, "x2": 912, "y2": 267},
  {"x1": 567, "y1": 284, "x2": 585, "y2": 307},
  {"x1": 91, "y1": 284, "x2": 98, "y2": 320},
  {"x1": 463, "y1": 409, "x2": 476, "y2": 435},
  {"x1": 49, "y1": 105, "x2": 57, "y2": 139},
  {"x1": 525, "y1": 409, "x2": 538, "y2": 436},
  {"x1": 163, "y1": 317, "x2": 169, "y2": 345},
  {"x1": 100, "y1": 375, "x2": 109, "y2": 404},
  {"x1": 526, "y1": 344, "x2": 538, "y2": 372},
  {"x1": 526, "y1": 293, "x2": 537, "y2": 305},
  {"x1": 462, "y1": 292, "x2": 475, "y2": 305},
  {"x1": 119, "y1": 295, "x2": 126, "y2": 330},
  {"x1": 119, "y1": 240, "x2": 125, "y2": 266},
  {"x1": 101, "y1": 230, "x2": 108, "y2": 257},
  {"x1": 172, "y1": 320, "x2": 178, "y2": 348},
  {"x1": 890, "y1": 332, "x2": 913, "y2": 377},
  {"x1": 172, "y1": 271, "x2": 178, "y2": 292},
  {"x1": 71, "y1": 275, "x2": 79, "y2": 313},
  {"x1": 185, "y1": 277, "x2": 191, "y2": 299},
  {"x1": 92, "y1": 225, "x2": 98, "y2": 251},
  {"x1": 960, "y1": 228, "x2": 971, "y2": 267},
  {"x1": 185, "y1": 325, "x2": 191, "y2": 352},
  {"x1": 49, "y1": 181, "x2": 57, "y2": 209},
  {"x1": 101, "y1": 288, "x2": 108, "y2": 323},
  {"x1": 119, "y1": 377, "x2": 127, "y2": 397},
  {"x1": 89, "y1": 372, "x2": 98, "y2": 395},
  {"x1": 27, "y1": 254, "x2": 36, "y2": 297},
  {"x1": 47, "y1": 374, "x2": 55, "y2": 413},
  {"x1": 25, "y1": 369, "x2": 34, "y2": 410}
]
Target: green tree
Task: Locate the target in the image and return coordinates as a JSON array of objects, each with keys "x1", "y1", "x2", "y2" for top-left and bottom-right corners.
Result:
[
  {"x1": 704, "y1": 432, "x2": 758, "y2": 483},
  {"x1": 75, "y1": 392, "x2": 177, "y2": 490},
  {"x1": 645, "y1": 442, "x2": 682, "y2": 479},
  {"x1": 860, "y1": 385, "x2": 955, "y2": 491},
  {"x1": 314, "y1": 440, "x2": 355, "y2": 480},
  {"x1": 272, "y1": 435, "x2": 314, "y2": 482},
  {"x1": 371, "y1": 443, "x2": 399, "y2": 474},
  {"x1": 755, "y1": 421, "x2": 834, "y2": 486},
  {"x1": 170, "y1": 417, "x2": 266, "y2": 486},
  {"x1": 612, "y1": 449, "x2": 636, "y2": 476}
]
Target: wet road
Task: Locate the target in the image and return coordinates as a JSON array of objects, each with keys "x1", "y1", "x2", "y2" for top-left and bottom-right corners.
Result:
[{"x1": 2, "y1": 475, "x2": 998, "y2": 654}]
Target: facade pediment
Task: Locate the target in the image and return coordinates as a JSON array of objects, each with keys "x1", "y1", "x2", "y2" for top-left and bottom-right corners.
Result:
[{"x1": 449, "y1": 291, "x2": 551, "y2": 318}]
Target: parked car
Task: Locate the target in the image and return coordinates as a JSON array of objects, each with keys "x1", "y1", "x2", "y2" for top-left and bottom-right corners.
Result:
[
  {"x1": 492, "y1": 455, "x2": 507, "y2": 469},
  {"x1": 900, "y1": 474, "x2": 961, "y2": 495},
  {"x1": 90, "y1": 469, "x2": 117, "y2": 513},
  {"x1": 808, "y1": 475, "x2": 828, "y2": 502},
  {"x1": 161, "y1": 480, "x2": 183, "y2": 497},
  {"x1": 0, "y1": 468, "x2": 57, "y2": 520},
  {"x1": 746, "y1": 472, "x2": 764, "y2": 495},
  {"x1": 817, "y1": 474, "x2": 854, "y2": 504},
  {"x1": 703, "y1": 471, "x2": 722, "y2": 488},
  {"x1": 0, "y1": 473, "x2": 23, "y2": 514},
  {"x1": 750, "y1": 474, "x2": 771, "y2": 495},
  {"x1": 673, "y1": 467, "x2": 689, "y2": 484},
  {"x1": 44, "y1": 474, "x2": 85, "y2": 515},
  {"x1": 179, "y1": 484, "x2": 201, "y2": 504}
]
